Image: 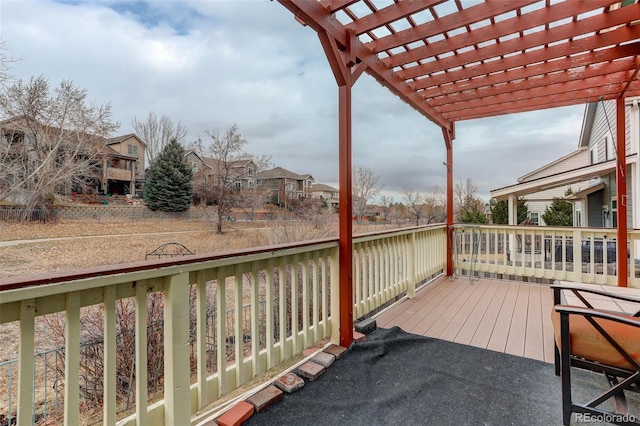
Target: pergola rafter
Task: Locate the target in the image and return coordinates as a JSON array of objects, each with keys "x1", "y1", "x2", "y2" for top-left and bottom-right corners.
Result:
[{"x1": 277, "y1": 0, "x2": 640, "y2": 346}]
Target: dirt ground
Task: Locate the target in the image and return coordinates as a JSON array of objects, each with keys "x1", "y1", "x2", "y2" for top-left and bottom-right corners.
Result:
[{"x1": 0, "y1": 219, "x2": 339, "y2": 279}]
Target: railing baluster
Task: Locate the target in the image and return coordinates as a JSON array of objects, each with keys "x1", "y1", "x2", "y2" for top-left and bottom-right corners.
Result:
[
  {"x1": 17, "y1": 299, "x2": 35, "y2": 426},
  {"x1": 250, "y1": 261, "x2": 261, "y2": 376},
  {"x1": 265, "y1": 259, "x2": 275, "y2": 369},
  {"x1": 103, "y1": 286, "x2": 117, "y2": 425},
  {"x1": 195, "y1": 271, "x2": 208, "y2": 408},
  {"x1": 64, "y1": 291, "x2": 80, "y2": 426},
  {"x1": 216, "y1": 268, "x2": 227, "y2": 395},
  {"x1": 163, "y1": 272, "x2": 191, "y2": 426},
  {"x1": 135, "y1": 281, "x2": 148, "y2": 426}
]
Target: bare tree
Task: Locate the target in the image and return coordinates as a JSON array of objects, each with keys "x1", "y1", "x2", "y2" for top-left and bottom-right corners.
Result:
[
  {"x1": 455, "y1": 178, "x2": 478, "y2": 213},
  {"x1": 194, "y1": 124, "x2": 249, "y2": 233},
  {"x1": 0, "y1": 76, "x2": 118, "y2": 215},
  {"x1": 423, "y1": 185, "x2": 446, "y2": 224},
  {"x1": 402, "y1": 189, "x2": 426, "y2": 226},
  {"x1": 352, "y1": 165, "x2": 381, "y2": 222},
  {"x1": 378, "y1": 194, "x2": 394, "y2": 221},
  {"x1": 131, "y1": 112, "x2": 188, "y2": 165}
]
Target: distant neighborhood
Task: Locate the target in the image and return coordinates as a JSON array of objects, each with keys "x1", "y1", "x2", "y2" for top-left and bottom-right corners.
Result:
[{"x1": 0, "y1": 115, "x2": 340, "y2": 214}]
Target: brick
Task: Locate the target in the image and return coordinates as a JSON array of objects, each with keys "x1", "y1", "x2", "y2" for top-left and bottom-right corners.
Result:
[
  {"x1": 297, "y1": 360, "x2": 325, "y2": 381},
  {"x1": 311, "y1": 351, "x2": 335, "y2": 368},
  {"x1": 273, "y1": 372, "x2": 305, "y2": 393},
  {"x1": 215, "y1": 401, "x2": 254, "y2": 426},
  {"x1": 323, "y1": 344, "x2": 347, "y2": 359},
  {"x1": 302, "y1": 347, "x2": 321, "y2": 357},
  {"x1": 246, "y1": 385, "x2": 284, "y2": 413},
  {"x1": 354, "y1": 318, "x2": 377, "y2": 335},
  {"x1": 353, "y1": 331, "x2": 366, "y2": 343}
]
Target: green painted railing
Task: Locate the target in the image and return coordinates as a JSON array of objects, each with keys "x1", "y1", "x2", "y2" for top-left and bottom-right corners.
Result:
[{"x1": 0, "y1": 225, "x2": 447, "y2": 426}]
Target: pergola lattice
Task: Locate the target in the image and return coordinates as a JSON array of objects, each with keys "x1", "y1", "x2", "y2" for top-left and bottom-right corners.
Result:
[{"x1": 277, "y1": 0, "x2": 640, "y2": 346}]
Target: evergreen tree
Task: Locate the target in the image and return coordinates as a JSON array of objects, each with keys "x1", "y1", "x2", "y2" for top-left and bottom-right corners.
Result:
[
  {"x1": 144, "y1": 138, "x2": 193, "y2": 212},
  {"x1": 542, "y1": 197, "x2": 573, "y2": 226},
  {"x1": 458, "y1": 203, "x2": 489, "y2": 224},
  {"x1": 491, "y1": 198, "x2": 528, "y2": 224}
]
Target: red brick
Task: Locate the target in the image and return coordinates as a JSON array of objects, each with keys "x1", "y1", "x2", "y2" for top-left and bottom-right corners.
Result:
[
  {"x1": 324, "y1": 344, "x2": 347, "y2": 359},
  {"x1": 216, "y1": 401, "x2": 254, "y2": 426},
  {"x1": 353, "y1": 331, "x2": 366, "y2": 343},
  {"x1": 246, "y1": 385, "x2": 284, "y2": 413},
  {"x1": 302, "y1": 347, "x2": 321, "y2": 357},
  {"x1": 297, "y1": 360, "x2": 325, "y2": 381}
]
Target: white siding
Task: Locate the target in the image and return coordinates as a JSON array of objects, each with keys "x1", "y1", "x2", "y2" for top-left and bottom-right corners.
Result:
[{"x1": 520, "y1": 150, "x2": 588, "y2": 182}]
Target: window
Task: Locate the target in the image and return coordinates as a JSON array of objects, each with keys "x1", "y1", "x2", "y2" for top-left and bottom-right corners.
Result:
[
  {"x1": 248, "y1": 168, "x2": 254, "y2": 176},
  {"x1": 127, "y1": 144, "x2": 138, "y2": 156},
  {"x1": 611, "y1": 198, "x2": 617, "y2": 228},
  {"x1": 528, "y1": 212, "x2": 539, "y2": 225},
  {"x1": 589, "y1": 147, "x2": 598, "y2": 165},
  {"x1": 235, "y1": 181, "x2": 241, "y2": 188},
  {"x1": 604, "y1": 134, "x2": 615, "y2": 160},
  {"x1": 257, "y1": 179, "x2": 263, "y2": 186}
]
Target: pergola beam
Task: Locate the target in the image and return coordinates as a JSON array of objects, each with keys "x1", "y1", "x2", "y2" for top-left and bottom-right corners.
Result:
[
  {"x1": 386, "y1": 0, "x2": 608, "y2": 69},
  {"x1": 397, "y1": 5, "x2": 640, "y2": 81},
  {"x1": 367, "y1": 0, "x2": 538, "y2": 54},
  {"x1": 346, "y1": 0, "x2": 443, "y2": 36},
  {"x1": 416, "y1": 45, "x2": 640, "y2": 98}
]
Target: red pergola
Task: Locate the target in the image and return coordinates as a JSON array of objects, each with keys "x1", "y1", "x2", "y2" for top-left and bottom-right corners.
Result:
[{"x1": 277, "y1": 0, "x2": 640, "y2": 346}]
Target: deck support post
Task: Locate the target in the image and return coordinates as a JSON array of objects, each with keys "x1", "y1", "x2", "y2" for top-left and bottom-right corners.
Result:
[
  {"x1": 318, "y1": 29, "x2": 367, "y2": 347},
  {"x1": 616, "y1": 97, "x2": 628, "y2": 287},
  {"x1": 443, "y1": 127, "x2": 455, "y2": 277}
]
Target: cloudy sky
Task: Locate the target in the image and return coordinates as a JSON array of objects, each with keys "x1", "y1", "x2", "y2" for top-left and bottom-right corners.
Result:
[{"x1": 0, "y1": 0, "x2": 585, "y2": 201}]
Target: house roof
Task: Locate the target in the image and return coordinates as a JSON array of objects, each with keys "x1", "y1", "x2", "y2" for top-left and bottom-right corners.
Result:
[
  {"x1": 105, "y1": 133, "x2": 147, "y2": 147},
  {"x1": 490, "y1": 155, "x2": 634, "y2": 199},
  {"x1": 257, "y1": 166, "x2": 313, "y2": 181},
  {"x1": 278, "y1": 0, "x2": 640, "y2": 132},
  {"x1": 312, "y1": 183, "x2": 339, "y2": 192},
  {"x1": 517, "y1": 148, "x2": 588, "y2": 183}
]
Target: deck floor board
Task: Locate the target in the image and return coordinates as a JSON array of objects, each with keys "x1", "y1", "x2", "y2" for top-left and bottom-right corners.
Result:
[{"x1": 376, "y1": 276, "x2": 554, "y2": 362}]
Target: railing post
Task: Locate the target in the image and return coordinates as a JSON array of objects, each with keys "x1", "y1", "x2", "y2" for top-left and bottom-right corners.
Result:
[
  {"x1": 573, "y1": 229, "x2": 582, "y2": 282},
  {"x1": 17, "y1": 299, "x2": 35, "y2": 426},
  {"x1": 330, "y1": 246, "x2": 341, "y2": 346},
  {"x1": 407, "y1": 233, "x2": 416, "y2": 299},
  {"x1": 163, "y1": 272, "x2": 191, "y2": 425}
]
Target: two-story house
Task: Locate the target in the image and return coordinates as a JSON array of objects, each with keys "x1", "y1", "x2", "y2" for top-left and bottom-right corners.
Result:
[
  {"x1": 185, "y1": 150, "x2": 256, "y2": 199},
  {"x1": 490, "y1": 98, "x2": 639, "y2": 230},
  {"x1": 256, "y1": 167, "x2": 314, "y2": 206},
  {"x1": 311, "y1": 183, "x2": 339, "y2": 209},
  {"x1": 0, "y1": 116, "x2": 146, "y2": 199},
  {"x1": 102, "y1": 134, "x2": 146, "y2": 197}
]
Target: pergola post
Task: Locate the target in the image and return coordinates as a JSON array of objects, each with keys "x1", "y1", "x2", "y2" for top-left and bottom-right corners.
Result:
[
  {"x1": 616, "y1": 97, "x2": 629, "y2": 287},
  {"x1": 443, "y1": 127, "x2": 454, "y2": 277},
  {"x1": 317, "y1": 29, "x2": 367, "y2": 347}
]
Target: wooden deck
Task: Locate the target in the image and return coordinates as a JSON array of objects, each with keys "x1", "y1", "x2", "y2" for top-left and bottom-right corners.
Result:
[{"x1": 375, "y1": 276, "x2": 556, "y2": 363}]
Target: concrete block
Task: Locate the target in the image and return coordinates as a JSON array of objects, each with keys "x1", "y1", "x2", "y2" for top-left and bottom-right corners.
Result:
[
  {"x1": 273, "y1": 372, "x2": 305, "y2": 393},
  {"x1": 311, "y1": 351, "x2": 335, "y2": 368},
  {"x1": 354, "y1": 318, "x2": 377, "y2": 335}
]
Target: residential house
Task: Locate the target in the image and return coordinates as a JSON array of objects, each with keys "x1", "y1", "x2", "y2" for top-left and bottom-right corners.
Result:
[
  {"x1": 490, "y1": 98, "x2": 639, "y2": 230},
  {"x1": 185, "y1": 151, "x2": 257, "y2": 205},
  {"x1": 256, "y1": 167, "x2": 314, "y2": 205},
  {"x1": 102, "y1": 134, "x2": 146, "y2": 197},
  {"x1": 311, "y1": 183, "x2": 339, "y2": 209},
  {"x1": 0, "y1": 117, "x2": 146, "y2": 198}
]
